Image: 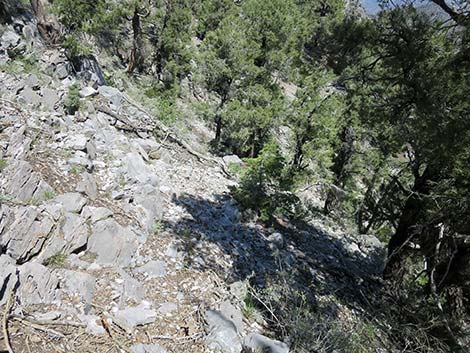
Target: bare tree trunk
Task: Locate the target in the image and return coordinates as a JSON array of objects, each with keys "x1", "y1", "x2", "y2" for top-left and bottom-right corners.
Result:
[
  {"x1": 30, "y1": 0, "x2": 60, "y2": 44},
  {"x1": 127, "y1": 5, "x2": 146, "y2": 73},
  {"x1": 383, "y1": 166, "x2": 434, "y2": 281}
]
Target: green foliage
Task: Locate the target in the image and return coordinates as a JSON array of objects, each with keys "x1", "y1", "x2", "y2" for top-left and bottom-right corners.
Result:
[
  {"x1": 0, "y1": 159, "x2": 6, "y2": 171},
  {"x1": 43, "y1": 252, "x2": 67, "y2": 268},
  {"x1": 64, "y1": 84, "x2": 80, "y2": 115},
  {"x1": 233, "y1": 142, "x2": 301, "y2": 223}
]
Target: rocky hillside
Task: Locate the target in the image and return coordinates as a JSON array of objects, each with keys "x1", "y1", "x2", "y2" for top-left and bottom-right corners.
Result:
[{"x1": 0, "y1": 16, "x2": 387, "y2": 353}]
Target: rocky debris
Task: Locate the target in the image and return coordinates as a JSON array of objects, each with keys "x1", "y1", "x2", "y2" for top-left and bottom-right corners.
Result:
[
  {"x1": 117, "y1": 268, "x2": 145, "y2": 302},
  {"x1": 242, "y1": 333, "x2": 289, "y2": 353},
  {"x1": 17, "y1": 263, "x2": 60, "y2": 306},
  {"x1": 87, "y1": 218, "x2": 138, "y2": 267},
  {"x1": 131, "y1": 343, "x2": 167, "y2": 353},
  {"x1": 112, "y1": 302, "x2": 157, "y2": 332},
  {"x1": 205, "y1": 309, "x2": 242, "y2": 353},
  {"x1": 133, "y1": 260, "x2": 167, "y2": 278}
]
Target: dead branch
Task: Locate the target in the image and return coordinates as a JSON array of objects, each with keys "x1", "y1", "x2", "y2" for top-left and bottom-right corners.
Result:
[{"x1": 3, "y1": 290, "x2": 15, "y2": 353}]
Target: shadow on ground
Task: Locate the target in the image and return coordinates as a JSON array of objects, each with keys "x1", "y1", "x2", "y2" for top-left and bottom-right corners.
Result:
[{"x1": 163, "y1": 192, "x2": 386, "y2": 316}]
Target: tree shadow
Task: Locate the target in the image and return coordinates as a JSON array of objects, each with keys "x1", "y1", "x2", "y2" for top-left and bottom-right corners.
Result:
[{"x1": 163, "y1": 192, "x2": 386, "y2": 316}]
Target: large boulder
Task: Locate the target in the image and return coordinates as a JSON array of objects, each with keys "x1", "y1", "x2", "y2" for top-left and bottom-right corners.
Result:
[
  {"x1": 87, "y1": 218, "x2": 139, "y2": 267},
  {"x1": 242, "y1": 333, "x2": 289, "y2": 353},
  {"x1": 17, "y1": 263, "x2": 60, "y2": 305}
]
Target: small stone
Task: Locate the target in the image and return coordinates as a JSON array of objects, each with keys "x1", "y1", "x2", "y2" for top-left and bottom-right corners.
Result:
[
  {"x1": 98, "y1": 86, "x2": 122, "y2": 108},
  {"x1": 112, "y1": 303, "x2": 157, "y2": 332},
  {"x1": 268, "y1": 232, "x2": 285, "y2": 249},
  {"x1": 158, "y1": 303, "x2": 177, "y2": 316},
  {"x1": 223, "y1": 155, "x2": 243, "y2": 165},
  {"x1": 56, "y1": 63, "x2": 69, "y2": 79},
  {"x1": 205, "y1": 310, "x2": 242, "y2": 353},
  {"x1": 54, "y1": 193, "x2": 87, "y2": 213},
  {"x1": 76, "y1": 172, "x2": 98, "y2": 199},
  {"x1": 65, "y1": 134, "x2": 88, "y2": 151},
  {"x1": 79, "y1": 86, "x2": 98, "y2": 98},
  {"x1": 131, "y1": 343, "x2": 167, "y2": 353},
  {"x1": 133, "y1": 260, "x2": 166, "y2": 278},
  {"x1": 242, "y1": 333, "x2": 289, "y2": 353},
  {"x1": 25, "y1": 74, "x2": 40, "y2": 89},
  {"x1": 78, "y1": 314, "x2": 106, "y2": 335}
]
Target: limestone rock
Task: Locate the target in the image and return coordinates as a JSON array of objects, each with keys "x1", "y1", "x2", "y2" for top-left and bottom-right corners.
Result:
[
  {"x1": 76, "y1": 172, "x2": 98, "y2": 199},
  {"x1": 133, "y1": 260, "x2": 166, "y2": 278},
  {"x1": 79, "y1": 86, "x2": 98, "y2": 98},
  {"x1": 223, "y1": 155, "x2": 243, "y2": 166},
  {"x1": 87, "y1": 218, "x2": 138, "y2": 267},
  {"x1": 17, "y1": 263, "x2": 60, "y2": 305},
  {"x1": 112, "y1": 302, "x2": 156, "y2": 332},
  {"x1": 0, "y1": 206, "x2": 55, "y2": 262},
  {"x1": 78, "y1": 314, "x2": 106, "y2": 335},
  {"x1": 65, "y1": 134, "x2": 88, "y2": 151},
  {"x1": 0, "y1": 255, "x2": 18, "y2": 306},
  {"x1": 54, "y1": 193, "x2": 87, "y2": 213},
  {"x1": 98, "y1": 86, "x2": 122, "y2": 108},
  {"x1": 242, "y1": 333, "x2": 289, "y2": 353},
  {"x1": 60, "y1": 270, "x2": 96, "y2": 303},
  {"x1": 205, "y1": 309, "x2": 242, "y2": 353}
]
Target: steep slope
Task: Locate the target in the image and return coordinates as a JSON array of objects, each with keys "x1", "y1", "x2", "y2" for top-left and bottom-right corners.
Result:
[{"x1": 0, "y1": 21, "x2": 386, "y2": 353}]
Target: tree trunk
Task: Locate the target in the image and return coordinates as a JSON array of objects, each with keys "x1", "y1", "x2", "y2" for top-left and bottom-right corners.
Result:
[
  {"x1": 324, "y1": 126, "x2": 355, "y2": 214},
  {"x1": 30, "y1": 0, "x2": 60, "y2": 44},
  {"x1": 127, "y1": 6, "x2": 145, "y2": 73},
  {"x1": 383, "y1": 166, "x2": 435, "y2": 281},
  {"x1": 0, "y1": 0, "x2": 12, "y2": 23}
]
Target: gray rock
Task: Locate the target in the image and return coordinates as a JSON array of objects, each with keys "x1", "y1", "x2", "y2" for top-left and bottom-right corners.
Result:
[
  {"x1": 54, "y1": 193, "x2": 87, "y2": 213},
  {"x1": 41, "y1": 87, "x2": 60, "y2": 110},
  {"x1": 123, "y1": 152, "x2": 151, "y2": 183},
  {"x1": 268, "y1": 233, "x2": 285, "y2": 249},
  {"x1": 158, "y1": 302, "x2": 177, "y2": 316},
  {"x1": 79, "y1": 86, "x2": 98, "y2": 98},
  {"x1": 60, "y1": 270, "x2": 96, "y2": 303},
  {"x1": 98, "y1": 86, "x2": 122, "y2": 108},
  {"x1": 17, "y1": 263, "x2": 60, "y2": 305},
  {"x1": 81, "y1": 206, "x2": 113, "y2": 224},
  {"x1": 0, "y1": 255, "x2": 18, "y2": 306},
  {"x1": 20, "y1": 86, "x2": 41, "y2": 105},
  {"x1": 242, "y1": 333, "x2": 289, "y2": 353},
  {"x1": 117, "y1": 269, "x2": 144, "y2": 302},
  {"x1": 87, "y1": 218, "x2": 138, "y2": 267},
  {"x1": 65, "y1": 134, "x2": 88, "y2": 151},
  {"x1": 131, "y1": 343, "x2": 167, "y2": 353},
  {"x1": 0, "y1": 206, "x2": 55, "y2": 262},
  {"x1": 38, "y1": 212, "x2": 89, "y2": 262},
  {"x1": 133, "y1": 260, "x2": 166, "y2": 278},
  {"x1": 25, "y1": 74, "x2": 40, "y2": 89},
  {"x1": 220, "y1": 301, "x2": 244, "y2": 334},
  {"x1": 223, "y1": 155, "x2": 243, "y2": 166},
  {"x1": 76, "y1": 172, "x2": 98, "y2": 199},
  {"x1": 78, "y1": 314, "x2": 106, "y2": 335},
  {"x1": 205, "y1": 310, "x2": 242, "y2": 353},
  {"x1": 112, "y1": 302, "x2": 156, "y2": 332},
  {"x1": 55, "y1": 63, "x2": 69, "y2": 79},
  {"x1": 133, "y1": 183, "x2": 162, "y2": 233},
  {"x1": 1, "y1": 30, "x2": 20, "y2": 48},
  {"x1": 1, "y1": 160, "x2": 53, "y2": 202},
  {"x1": 33, "y1": 311, "x2": 62, "y2": 321}
]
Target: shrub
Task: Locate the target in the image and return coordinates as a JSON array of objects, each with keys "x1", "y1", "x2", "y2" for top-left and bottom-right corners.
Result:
[
  {"x1": 64, "y1": 83, "x2": 80, "y2": 115},
  {"x1": 232, "y1": 141, "x2": 302, "y2": 223}
]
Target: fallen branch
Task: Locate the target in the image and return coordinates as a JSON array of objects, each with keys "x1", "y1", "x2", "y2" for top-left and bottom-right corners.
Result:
[
  {"x1": 100, "y1": 315, "x2": 133, "y2": 353},
  {"x1": 153, "y1": 332, "x2": 203, "y2": 341},
  {"x1": 9, "y1": 314, "x2": 85, "y2": 328},
  {"x1": 13, "y1": 317, "x2": 65, "y2": 339},
  {"x1": 121, "y1": 94, "x2": 232, "y2": 177},
  {"x1": 3, "y1": 290, "x2": 15, "y2": 353}
]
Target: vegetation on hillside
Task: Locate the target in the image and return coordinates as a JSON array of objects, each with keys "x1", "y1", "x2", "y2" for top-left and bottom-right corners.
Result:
[{"x1": 4, "y1": 0, "x2": 468, "y2": 351}]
